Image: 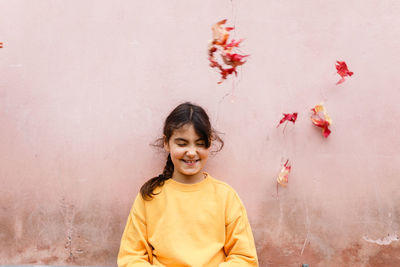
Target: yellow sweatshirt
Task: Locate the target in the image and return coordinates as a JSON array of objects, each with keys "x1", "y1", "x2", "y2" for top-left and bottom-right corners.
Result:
[{"x1": 118, "y1": 173, "x2": 258, "y2": 267}]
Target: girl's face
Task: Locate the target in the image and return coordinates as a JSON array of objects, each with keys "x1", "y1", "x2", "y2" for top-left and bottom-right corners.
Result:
[{"x1": 164, "y1": 124, "x2": 210, "y2": 183}]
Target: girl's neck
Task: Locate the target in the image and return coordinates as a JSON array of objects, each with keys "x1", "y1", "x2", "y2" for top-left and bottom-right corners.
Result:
[{"x1": 172, "y1": 171, "x2": 207, "y2": 184}]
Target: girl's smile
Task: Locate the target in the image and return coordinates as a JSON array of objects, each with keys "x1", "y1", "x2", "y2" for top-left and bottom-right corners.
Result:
[
  {"x1": 164, "y1": 124, "x2": 210, "y2": 184},
  {"x1": 182, "y1": 159, "x2": 199, "y2": 165}
]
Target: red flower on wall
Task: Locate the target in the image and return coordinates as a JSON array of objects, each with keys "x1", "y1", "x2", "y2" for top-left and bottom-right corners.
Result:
[
  {"x1": 208, "y1": 19, "x2": 248, "y2": 84},
  {"x1": 0, "y1": 42, "x2": 3, "y2": 48},
  {"x1": 336, "y1": 61, "x2": 353, "y2": 85},
  {"x1": 276, "y1": 112, "x2": 298, "y2": 128},
  {"x1": 311, "y1": 104, "x2": 332, "y2": 138}
]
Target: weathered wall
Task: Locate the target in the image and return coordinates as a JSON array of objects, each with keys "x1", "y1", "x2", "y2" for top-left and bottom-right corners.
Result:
[{"x1": 1, "y1": 0, "x2": 400, "y2": 266}]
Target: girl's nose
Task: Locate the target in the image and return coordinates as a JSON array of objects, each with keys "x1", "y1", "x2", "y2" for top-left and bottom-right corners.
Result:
[{"x1": 186, "y1": 146, "x2": 197, "y2": 157}]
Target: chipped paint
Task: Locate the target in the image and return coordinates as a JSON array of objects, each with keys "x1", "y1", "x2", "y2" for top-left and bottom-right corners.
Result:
[{"x1": 363, "y1": 233, "x2": 400, "y2": 246}]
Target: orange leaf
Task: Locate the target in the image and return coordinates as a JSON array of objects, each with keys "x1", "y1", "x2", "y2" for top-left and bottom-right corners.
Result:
[
  {"x1": 211, "y1": 19, "x2": 231, "y2": 46},
  {"x1": 311, "y1": 104, "x2": 332, "y2": 138},
  {"x1": 277, "y1": 160, "x2": 291, "y2": 187}
]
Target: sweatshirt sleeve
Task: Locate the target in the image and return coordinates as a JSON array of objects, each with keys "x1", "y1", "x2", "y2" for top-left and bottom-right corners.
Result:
[
  {"x1": 118, "y1": 194, "x2": 157, "y2": 267},
  {"x1": 219, "y1": 191, "x2": 259, "y2": 267}
]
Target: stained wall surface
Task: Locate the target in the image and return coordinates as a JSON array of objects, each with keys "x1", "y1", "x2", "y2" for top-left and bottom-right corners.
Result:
[{"x1": 1, "y1": 0, "x2": 400, "y2": 266}]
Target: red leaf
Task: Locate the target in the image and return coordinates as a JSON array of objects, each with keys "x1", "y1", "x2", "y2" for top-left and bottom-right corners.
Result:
[
  {"x1": 276, "y1": 112, "x2": 298, "y2": 128},
  {"x1": 336, "y1": 61, "x2": 353, "y2": 85},
  {"x1": 218, "y1": 67, "x2": 237, "y2": 84},
  {"x1": 222, "y1": 53, "x2": 248, "y2": 67},
  {"x1": 225, "y1": 39, "x2": 244, "y2": 48}
]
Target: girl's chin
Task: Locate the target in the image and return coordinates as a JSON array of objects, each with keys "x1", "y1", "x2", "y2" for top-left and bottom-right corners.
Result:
[
  {"x1": 177, "y1": 169, "x2": 202, "y2": 177},
  {"x1": 181, "y1": 171, "x2": 201, "y2": 176}
]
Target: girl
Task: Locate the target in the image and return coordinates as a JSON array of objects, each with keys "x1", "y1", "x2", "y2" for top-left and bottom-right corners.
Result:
[{"x1": 118, "y1": 102, "x2": 258, "y2": 266}]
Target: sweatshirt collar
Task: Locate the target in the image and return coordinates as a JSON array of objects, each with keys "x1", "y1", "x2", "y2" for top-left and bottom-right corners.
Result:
[{"x1": 165, "y1": 172, "x2": 211, "y2": 191}]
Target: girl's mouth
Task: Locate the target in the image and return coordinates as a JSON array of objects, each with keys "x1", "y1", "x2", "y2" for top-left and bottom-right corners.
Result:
[{"x1": 182, "y1": 159, "x2": 200, "y2": 165}]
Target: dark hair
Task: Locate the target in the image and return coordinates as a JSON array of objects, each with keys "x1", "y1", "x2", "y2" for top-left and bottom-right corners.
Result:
[{"x1": 140, "y1": 102, "x2": 224, "y2": 200}]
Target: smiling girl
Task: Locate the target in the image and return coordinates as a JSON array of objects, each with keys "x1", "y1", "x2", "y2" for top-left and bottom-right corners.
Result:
[{"x1": 118, "y1": 102, "x2": 258, "y2": 266}]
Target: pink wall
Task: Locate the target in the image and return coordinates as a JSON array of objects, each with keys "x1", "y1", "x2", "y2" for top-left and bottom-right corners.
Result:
[{"x1": 1, "y1": 1, "x2": 400, "y2": 266}]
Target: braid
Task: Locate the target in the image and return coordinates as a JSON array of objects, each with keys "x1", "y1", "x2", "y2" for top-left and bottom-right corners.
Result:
[
  {"x1": 162, "y1": 154, "x2": 174, "y2": 179},
  {"x1": 140, "y1": 154, "x2": 174, "y2": 200}
]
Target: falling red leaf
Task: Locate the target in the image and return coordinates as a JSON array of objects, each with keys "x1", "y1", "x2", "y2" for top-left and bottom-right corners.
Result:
[
  {"x1": 219, "y1": 67, "x2": 237, "y2": 82},
  {"x1": 276, "y1": 112, "x2": 298, "y2": 128},
  {"x1": 222, "y1": 53, "x2": 248, "y2": 67},
  {"x1": 208, "y1": 19, "x2": 248, "y2": 84},
  {"x1": 225, "y1": 39, "x2": 244, "y2": 48},
  {"x1": 311, "y1": 104, "x2": 332, "y2": 138},
  {"x1": 336, "y1": 61, "x2": 353, "y2": 85}
]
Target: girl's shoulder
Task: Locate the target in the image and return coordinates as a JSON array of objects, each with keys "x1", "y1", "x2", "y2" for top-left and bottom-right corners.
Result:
[
  {"x1": 207, "y1": 174, "x2": 247, "y2": 213},
  {"x1": 207, "y1": 174, "x2": 240, "y2": 196}
]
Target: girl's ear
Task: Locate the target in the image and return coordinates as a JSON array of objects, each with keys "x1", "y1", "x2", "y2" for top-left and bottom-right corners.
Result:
[{"x1": 163, "y1": 136, "x2": 170, "y2": 152}]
